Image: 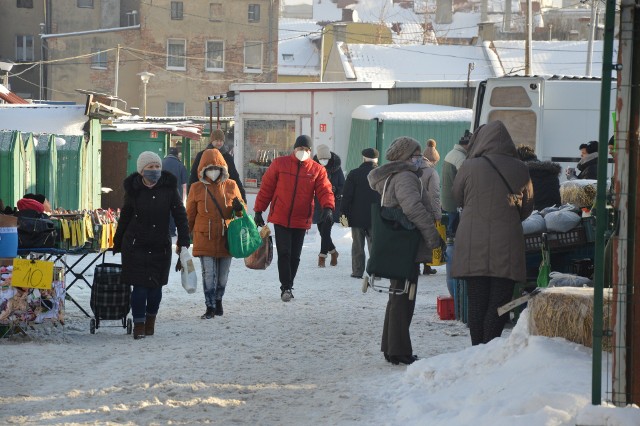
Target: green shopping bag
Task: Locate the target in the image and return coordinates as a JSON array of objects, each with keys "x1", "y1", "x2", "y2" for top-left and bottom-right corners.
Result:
[{"x1": 227, "y1": 205, "x2": 262, "y2": 258}]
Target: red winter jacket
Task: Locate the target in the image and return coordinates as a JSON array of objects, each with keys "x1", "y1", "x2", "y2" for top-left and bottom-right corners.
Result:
[{"x1": 254, "y1": 153, "x2": 335, "y2": 229}]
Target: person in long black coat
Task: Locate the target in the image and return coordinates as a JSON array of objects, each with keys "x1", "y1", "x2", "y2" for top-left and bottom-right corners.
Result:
[
  {"x1": 516, "y1": 145, "x2": 561, "y2": 210},
  {"x1": 312, "y1": 145, "x2": 345, "y2": 267},
  {"x1": 113, "y1": 151, "x2": 190, "y2": 340},
  {"x1": 188, "y1": 129, "x2": 246, "y2": 202},
  {"x1": 340, "y1": 148, "x2": 381, "y2": 278}
]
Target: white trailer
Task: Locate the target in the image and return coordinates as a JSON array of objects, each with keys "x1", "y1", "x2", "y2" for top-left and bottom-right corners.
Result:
[{"x1": 471, "y1": 76, "x2": 615, "y2": 172}]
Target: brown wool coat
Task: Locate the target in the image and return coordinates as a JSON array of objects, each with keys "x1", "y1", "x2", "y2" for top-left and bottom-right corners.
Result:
[
  {"x1": 451, "y1": 121, "x2": 534, "y2": 283},
  {"x1": 186, "y1": 149, "x2": 244, "y2": 258}
]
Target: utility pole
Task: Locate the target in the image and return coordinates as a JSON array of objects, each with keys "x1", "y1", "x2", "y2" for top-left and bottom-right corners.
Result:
[
  {"x1": 525, "y1": 0, "x2": 533, "y2": 75},
  {"x1": 113, "y1": 44, "x2": 120, "y2": 104},
  {"x1": 586, "y1": 0, "x2": 598, "y2": 77}
]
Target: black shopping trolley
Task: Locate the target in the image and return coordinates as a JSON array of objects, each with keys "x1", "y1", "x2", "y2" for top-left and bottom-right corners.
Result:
[{"x1": 89, "y1": 263, "x2": 132, "y2": 334}]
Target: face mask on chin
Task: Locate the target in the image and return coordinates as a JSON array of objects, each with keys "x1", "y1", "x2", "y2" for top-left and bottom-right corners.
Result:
[
  {"x1": 206, "y1": 169, "x2": 221, "y2": 182},
  {"x1": 319, "y1": 159, "x2": 329, "y2": 166},
  {"x1": 142, "y1": 169, "x2": 161, "y2": 184},
  {"x1": 295, "y1": 150, "x2": 311, "y2": 162},
  {"x1": 410, "y1": 156, "x2": 424, "y2": 168}
]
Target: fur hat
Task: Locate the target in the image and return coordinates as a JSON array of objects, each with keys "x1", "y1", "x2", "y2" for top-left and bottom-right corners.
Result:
[
  {"x1": 361, "y1": 148, "x2": 379, "y2": 159},
  {"x1": 316, "y1": 144, "x2": 331, "y2": 160},
  {"x1": 585, "y1": 140, "x2": 598, "y2": 154},
  {"x1": 386, "y1": 136, "x2": 421, "y2": 161},
  {"x1": 294, "y1": 135, "x2": 312, "y2": 149},
  {"x1": 423, "y1": 139, "x2": 440, "y2": 164},
  {"x1": 210, "y1": 129, "x2": 225, "y2": 142},
  {"x1": 137, "y1": 151, "x2": 162, "y2": 174}
]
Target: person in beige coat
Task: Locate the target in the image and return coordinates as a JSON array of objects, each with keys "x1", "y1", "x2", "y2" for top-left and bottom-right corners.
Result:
[
  {"x1": 452, "y1": 121, "x2": 534, "y2": 345},
  {"x1": 368, "y1": 136, "x2": 441, "y2": 365}
]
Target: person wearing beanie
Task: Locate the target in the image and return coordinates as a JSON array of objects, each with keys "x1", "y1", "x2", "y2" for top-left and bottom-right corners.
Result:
[
  {"x1": 340, "y1": 147, "x2": 381, "y2": 278},
  {"x1": 516, "y1": 145, "x2": 561, "y2": 211},
  {"x1": 113, "y1": 151, "x2": 190, "y2": 339},
  {"x1": 254, "y1": 134, "x2": 335, "y2": 302},
  {"x1": 567, "y1": 140, "x2": 598, "y2": 180},
  {"x1": 312, "y1": 144, "x2": 345, "y2": 267},
  {"x1": 162, "y1": 147, "x2": 189, "y2": 237},
  {"x1": 188, "y1": 130, "x2": 246, "y2": 202},
  {"x1": 452, "y1": 121, "x2": 533, "y2": 346},
  {"x1": 367, "y1": 136, "x2": 442, "y2": 365},
  {"x1": 419, "y1": 139, "x2": 443, "y2": 275},
  {"x1": 186, "y1": 148, "x2": 244, "y2": 320}
]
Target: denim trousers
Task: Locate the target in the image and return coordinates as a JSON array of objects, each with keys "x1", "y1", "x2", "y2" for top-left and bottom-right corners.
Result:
[
  {"x1": 317, "y1": 220, "x2": 335, "y2": 255},
  {"x1": 351, "y1": 227, "x2": 372, "y2": 276},
  {"x1": 200, "y1": 256, "x2": 232, "y2": 308},
  {"x1": 131, "y1": 286, "x2": 163, "y2": 323},
  {"x1": 274, "y1": 225, "x2": 306, "y2": 291}
]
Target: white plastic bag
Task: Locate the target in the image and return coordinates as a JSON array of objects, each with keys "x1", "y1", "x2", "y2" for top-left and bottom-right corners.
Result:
[
  {"x1": 522, "y1": 212, "x2": 546, "y2": 235},
  {"x1": 179, "y1": 249, "x2": 197, "y2": 294},
  {"x1": 544, "y1": 210, "x2": 581, "y2": 233}
]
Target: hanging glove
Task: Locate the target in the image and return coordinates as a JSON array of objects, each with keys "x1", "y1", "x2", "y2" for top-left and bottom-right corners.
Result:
[
  {"x1": 320, "y1": 208, "x2": 333, "y2": 224},
  {"x1": 339, "y1": 214, "x2": 349, "y2": 228},
  {"x1": 254, "y1": 211, "x2": 265, "y2": 227},
  {"x1": 232, "y1": 197, "x2": 243, "y2": 212}
]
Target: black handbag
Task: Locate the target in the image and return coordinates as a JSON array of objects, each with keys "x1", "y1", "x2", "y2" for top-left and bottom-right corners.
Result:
[
  {"x1": 17, "y1": 216, "x2": 57, "y2": 248},
  {"x1": 366, "y1": 175, "x2": 420, "y2": 280}
]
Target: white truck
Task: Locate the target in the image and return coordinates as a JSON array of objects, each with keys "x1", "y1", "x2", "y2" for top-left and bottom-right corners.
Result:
[{"x1": 470, "y1": 76, "x2": 615, "y2": 173}]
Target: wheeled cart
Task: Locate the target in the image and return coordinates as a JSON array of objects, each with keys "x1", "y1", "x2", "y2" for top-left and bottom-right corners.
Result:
[{"x1": 89, "y1": 263, "x2": 132, "y2": 334}]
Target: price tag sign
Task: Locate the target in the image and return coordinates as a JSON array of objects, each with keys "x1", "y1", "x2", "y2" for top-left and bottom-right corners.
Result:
[{"x1": 11, "y1": 259, "x2": 54, "y2": 289}]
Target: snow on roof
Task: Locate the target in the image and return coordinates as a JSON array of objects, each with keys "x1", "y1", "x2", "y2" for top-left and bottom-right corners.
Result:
[
  {"x1": 352, "y1": 103, "x2": 472, "y2": 121},
  {"x1": 343, "y1": 43, "x2": 497, "y2": 82},
  {"x1": 0, "y1": 104, "x2": 87, "y2": 135},
  {"x1": 0, "y1": 84, "x2": 29, "y2": 104},
  {"x1": 279, "y1": 19, "x2": 322, "y2": 77},
  {"x1": 493, "y1": 40, "x2": 620, "y2": 77},
  {"x1": 104, "y1": 120, "x2": 203, "y2": 140}
]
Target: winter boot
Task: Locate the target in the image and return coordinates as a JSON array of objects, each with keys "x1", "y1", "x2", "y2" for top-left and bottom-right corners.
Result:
[
  {"x1": 201, "y1": 306, "x2": 214, "y2": 319},
  {"x1": 281, "y1": 288, "x2": 293, "y2": 302},
  {"x1": 329, "y1": 249, "x2": 339, "y2": 266},
  {"x1": 133, "y1": 322, "x2": 146, "y2": 339},
  {"x1": 318, "y1": 254, "x2": 326, "y2": 268},
  {"x1": 145, "y1": 314, "x2": 156, "y2": 336},
  {"x1": 423, "y1": 264, "x2": 437, "y2": 275},
  {"x1": 215, "y1": 300, "x2": 223, "y2": 316}
]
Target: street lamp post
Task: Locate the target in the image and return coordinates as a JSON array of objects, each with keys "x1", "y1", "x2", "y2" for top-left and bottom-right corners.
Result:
[{"x1": 137, "y1": 71, "x2": 154, "y2": 121}]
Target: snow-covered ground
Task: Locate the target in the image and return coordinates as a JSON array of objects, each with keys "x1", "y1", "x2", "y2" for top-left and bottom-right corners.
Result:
[{"x1": 1, "y1": 194, "x2": 639, "y2": 425}]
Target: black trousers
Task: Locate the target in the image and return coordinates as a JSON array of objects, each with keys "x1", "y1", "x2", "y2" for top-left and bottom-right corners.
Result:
[
  {"x1": 466, "y1": 276, "x2": 516, "y2": 345},
  {"x1": 381, "y1": 264, "x2": 420, "y2": 357},
  {"x1": 317, "y1": 220, "x2": 335, "y2": 255},
  {"x1": 274, "y1": 225, "x2": 306, "y2": 291}
]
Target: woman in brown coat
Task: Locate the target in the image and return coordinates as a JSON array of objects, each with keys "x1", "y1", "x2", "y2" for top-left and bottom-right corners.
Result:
[
  {"x1": 452, "y1": 121, "x2": 534, "y2": 345},
  {"x1": 186, "y1": 149, "x2": 243, "y2": 319}
]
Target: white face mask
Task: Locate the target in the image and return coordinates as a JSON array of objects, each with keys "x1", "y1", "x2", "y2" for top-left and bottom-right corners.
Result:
[
  {"x1": 205, "y1": 169, "x2": 220, "y2": 182},
  {"x1": 295, "y1": 150, "x2": 311, "y2": 162},
  {"x1": 319, "y1": 159, "x2": 329, "y2": 166}
]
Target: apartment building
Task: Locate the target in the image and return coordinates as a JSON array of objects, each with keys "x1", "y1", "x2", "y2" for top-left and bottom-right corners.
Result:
[{"x1": 0, "y1": 0, "x2": 279, "y2": 118}]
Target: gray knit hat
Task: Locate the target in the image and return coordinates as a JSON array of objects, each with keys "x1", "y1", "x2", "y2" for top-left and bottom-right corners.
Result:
[
  {"x1": 137, "y1": 151, "x2": 162, "y2": 174},
  {"x1": 316, "y1": 144, "x2": 331, "y2": 160},
  {"x1": 386, "y1": 136, "x2": 421, "y2": 161}
]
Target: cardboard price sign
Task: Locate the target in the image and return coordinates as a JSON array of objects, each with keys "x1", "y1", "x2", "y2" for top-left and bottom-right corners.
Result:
[{"x1": 11, "y1": 258, "x2": 54, "y2": 289}]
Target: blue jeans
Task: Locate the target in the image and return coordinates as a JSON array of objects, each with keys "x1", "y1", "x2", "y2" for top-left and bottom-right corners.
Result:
[
  {"x1": 131, "y1": 286, "x2": 163, "y2": 323},
  {"x1": 200, "y1": 256, "x2": 232, "y2": 308},
  {"x1": 445, "y1": 210, "x2": 459, "y2": 239}
]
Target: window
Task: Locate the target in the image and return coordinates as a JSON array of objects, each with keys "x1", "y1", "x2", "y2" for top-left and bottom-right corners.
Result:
[
  {"x1": 282, "y1": 54, "x2": 294, "y2": 62},
  {"x1": 77, "y1": 0, "x2": 94, "y2": 8},
  {"x1": 167, "y1": 39, "x2": 186, "y2": 70},
  {"x1": 167, "y1": 102, "x2": 185, "y2": 117},
  {"x1": 248, "y1": 4, "x2": 260, "y2": 22},
  {"x1": 205, "y1": 40, "x2": 224, "y2": 71},
  {"x1": 243, "y1": 120, "x2": 296, "y2": 187},
  {"x1": 125, "y1": 10, "x2": 139, "y2": 26},
  {"x1": 209, "y1": 3, "x2": 222, "y2": 21},
  {"x1": 91, "y1": 49, "x2": 107, "y2": 69},
  {"x1": 244, "y1": 41, "x2": 262, "y2": 73},
  {"x1": 16, "y1": 35, "x2": 34, "y2": 62},
  {"x1": 17, "y1": 0, "x2": 34, "y2": 8},
  {"x1": 171, "y1": 2, "x2": 183, "y2": 20}
]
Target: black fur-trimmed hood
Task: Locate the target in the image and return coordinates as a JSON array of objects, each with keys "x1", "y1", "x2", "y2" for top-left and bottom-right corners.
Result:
[{"x1": 526, "y1": 160, "x2": 561, "y2": 178}]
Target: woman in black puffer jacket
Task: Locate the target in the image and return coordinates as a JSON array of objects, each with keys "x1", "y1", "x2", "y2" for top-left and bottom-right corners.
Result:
[{"x1": 113, "y1": 151, "x2": 190, "y2": 339}]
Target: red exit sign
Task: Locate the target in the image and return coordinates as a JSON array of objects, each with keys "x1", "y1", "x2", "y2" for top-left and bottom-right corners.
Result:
[
  {"x1": 319, "y1": 123, "x2": 327, "y2": 132},
  {"x1": 150, "y1": 131, "x2": 158, "y2": 138}
]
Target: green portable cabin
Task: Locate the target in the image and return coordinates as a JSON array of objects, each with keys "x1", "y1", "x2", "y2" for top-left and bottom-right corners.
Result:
[
  {"x1": 0, "y1": 131, "x2": 26, "y2": 207},
  {"x1": 346, "y1": 104, "x2": 473, "y2": 176},
  {"x1": 34, "y1": 134, "x2": 58, "y2": 206}
]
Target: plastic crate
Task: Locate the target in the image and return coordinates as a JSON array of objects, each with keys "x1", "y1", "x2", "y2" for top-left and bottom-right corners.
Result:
[
  {"x1": 582, "y1": 216, "x2": 596, "y2": 243},
  {"x1": 524, "y1": 226, "x2": 587, "y2": 253},
  {"x1": 437, "y1": 295, "x2": 455, "y2": 320}
]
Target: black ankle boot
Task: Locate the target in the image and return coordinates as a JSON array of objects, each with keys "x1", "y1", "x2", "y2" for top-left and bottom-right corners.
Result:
[{"x1": 215, "y1": 300, "x2": 223, "y2": 316}]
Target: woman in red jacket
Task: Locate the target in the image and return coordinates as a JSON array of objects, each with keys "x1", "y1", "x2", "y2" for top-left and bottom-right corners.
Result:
[{"x1": 254, "y1": 135, "x2": 335, "y2": 302}]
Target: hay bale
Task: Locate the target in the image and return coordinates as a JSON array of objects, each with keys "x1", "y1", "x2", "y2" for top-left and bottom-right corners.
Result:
[
  {"x1": 560, "y1": 180, "x2": 597, "y2": 208},
  {"x1": 528, "y1": 287, "x2": 613, "y2": 351}
]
